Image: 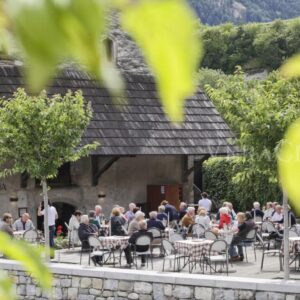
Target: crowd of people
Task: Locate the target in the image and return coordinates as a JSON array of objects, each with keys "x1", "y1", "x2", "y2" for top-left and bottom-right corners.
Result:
[{"x1": 0, "y1": 192, "x2": 297, "y2": 266}]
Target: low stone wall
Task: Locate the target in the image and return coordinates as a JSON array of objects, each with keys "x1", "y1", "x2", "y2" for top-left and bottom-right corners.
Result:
[{"x1": 1, "y1": 259, "x2": 300, "y2": 300}]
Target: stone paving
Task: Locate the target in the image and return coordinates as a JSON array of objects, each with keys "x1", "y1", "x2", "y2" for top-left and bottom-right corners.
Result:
[{"x1": 52, "y1": 246, "x2": 300, "y2": 281}]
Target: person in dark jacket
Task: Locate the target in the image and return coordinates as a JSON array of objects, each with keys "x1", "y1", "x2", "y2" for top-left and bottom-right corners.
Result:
[
  {"x1": 179, "y1": 202, "x2": 188, "y2": 220},
  {"x1": 250, "y1": 202, "x2": 264, "y2": 219},
  {"x1": 161, "y1": 200, "x2": 179, "y2": 222},
  {"x1": 129, "y1": 220, "x2": 153, "y2": 267},
  {"x1": 229, "y1": 212, "x2": 256, "y2": 261},
  {"x1": 78, "y1": 215, "x2": 101, "y2": 265},
  {"x1": 278, "y1": 206, "x2": 296, "y2": 226},
  {"x1": 110, "y1": 207, "x2": 132, "y2": 266},
  {"x1": 157, "y1": 205, "x2": 168, "y2": 222},
  {"x1": 147, "y1": 211, "x2": 165, "y2": 231}
]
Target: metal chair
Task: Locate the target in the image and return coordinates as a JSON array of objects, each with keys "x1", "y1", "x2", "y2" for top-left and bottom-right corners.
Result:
[
  {"x1": 169, "y1": 232, "x2": 184, "y2": 243},
  {"x1": 204, "y1": 230, "x2": 218, "y2": 241},
  {"x1": 289, "y1": 229, "x2": 299, "y2": 238},
  {"x1": 148, "y1": 227, "x2": 163, "y2": 255},
  {"x1": 23, "y1": 229, "x2": 39, "y2": 243},
  {"x1": 202, "y1": 240, "x2": 229, "y2": 275},
  {"x1": 261, "y1": 239, "x2": 283, "y2": 271},
  {"x1": 132, "y1": 235, "x2": 153, "y2": 269},
  {"x1": 241, "y1": 228, "x2": 257, "y2": 262},
  {"x1": 87, "y1": 236, "x2": 112, "y2": 266},
  {"x1": 254, "y1": 216, "x2": 263, "y2": 223},
  {"x1": 161, "y1": 239, "x2": 186, "y2": 272}
]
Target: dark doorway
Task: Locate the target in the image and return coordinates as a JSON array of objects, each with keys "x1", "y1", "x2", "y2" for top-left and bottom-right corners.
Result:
[{"x1": 53, "y1": 202, "x2": 76, "y2": 235}]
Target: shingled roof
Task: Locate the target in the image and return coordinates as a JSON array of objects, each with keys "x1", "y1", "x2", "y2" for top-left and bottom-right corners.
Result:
[{"x1": 0, "y1": 61, "x2": 236, "y2": 156}]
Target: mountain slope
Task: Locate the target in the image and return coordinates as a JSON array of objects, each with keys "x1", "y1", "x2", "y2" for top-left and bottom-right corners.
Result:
[{"x1": 189, "y1": 0, "x2": 300, "y2": 25}]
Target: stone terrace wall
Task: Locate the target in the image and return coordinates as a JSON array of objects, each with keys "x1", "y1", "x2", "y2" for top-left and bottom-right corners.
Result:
[{"x1": 1, "y1": 260, "x2": 300, "y2": 300}]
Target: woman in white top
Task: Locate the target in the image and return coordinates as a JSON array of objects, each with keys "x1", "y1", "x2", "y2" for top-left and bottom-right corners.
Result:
[
  {"x1": 271, "y1": 205, "x2": 283, "y2": 223},
  {"x1": 68, "y1": 210, "x2": 82, "y2": 246},
  {"x1": 263, "y1": 202, "x2": 274, "y2": 220},
  {"x1": 195, "y1": 207, "x2": 211, "y2": 230}
]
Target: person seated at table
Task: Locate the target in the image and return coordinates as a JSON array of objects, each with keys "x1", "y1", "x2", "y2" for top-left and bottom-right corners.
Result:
[
  {"x1": 226, "y1": 202, "x2": 236, "y2": 221},
  {"x1": 218, "y1": 207, "x2": 231, "y2": 229},
  {"x1": 13, "y1": 213, "x2": 35, "y2": 231},
  {"x1": 125, "y1": 203, "x2": 136, "y2": 223},
  {"x1": 278, "y1": 205, "x2": 296, "y2": 227},
  {"x1": 94, "y1": 205, "x2": 106, "y2": 228},
  {"x1": 129, "y1": 220, "x2": 153, "y2": 267},
  {"x1": 182, "y1": 207, "x2": 195, "y2": 228},
  {"x1": 88, "y1": 210, "x2": 100, "y2": 231},
  {"x1": 263, "y1": 202, "x2": 274, "y2": 221},
  {"x1": 68, "y1": 210, "x2": 82, "y2": 246},
  {"x1": 251, "y1": 202, "x2": 264, "y2": 220},
  {"x1": 147, "y1": 211, "x2": 165, "y2": 231},
  {"x1": 229, "y1": 212, "x2": 256, "y2": 262},
  {"x1": 78, "y1": 215, "x2": 101, "y2": 265},
  {"x1": 157, "y1": 205, "x2": 168, "y2": 222},
  {"x1": 128, "y1": 211, "x2": 145, "y2": 236},
  {"x1": 179, "y1": 202, "x2": 188, "y2": 220},
  {"x1": 195, "y1": 208, "x2": 210, "y2": 230},
  {"x1": 0, "y1": 213, "x2": 13, "y2": 237},
  {"x1": 161, "y1": 200, "x2": 179, "y2": 222},
  {"x1": 110, "y1": 207, "x2": 133, "y2": 267},
  {"x1": 271, "y1": 205, "x2": 283, "y2": 223},
  {"x1": 110, "y1": 207, "x2": 127, "y2": 236},
  {"x1": 215, "y1": 202, "x2": 229, "y2": 221}
]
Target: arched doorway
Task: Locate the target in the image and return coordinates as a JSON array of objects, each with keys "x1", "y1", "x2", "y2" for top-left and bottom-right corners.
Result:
[{"x1": 53, "y1": 202, "x2": 76, "y2": 235}]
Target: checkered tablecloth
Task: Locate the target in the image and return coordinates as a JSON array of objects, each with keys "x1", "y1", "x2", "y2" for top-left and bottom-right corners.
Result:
[
  {"x1": 289, "y1": 237, "x2": 300, "y2": 253},
  {"x1": 99, "y1": 236, "x2": 129, "y2": 249},
  {"x1": 175, "y1": 239, "x2": 215, "y2": 257}
]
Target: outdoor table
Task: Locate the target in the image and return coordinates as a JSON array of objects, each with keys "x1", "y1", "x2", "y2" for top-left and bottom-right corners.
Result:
[
  {"x1": 98, "y1": 236, "x2": 129, "y2": 250},
  {"x1": 175, "y1": 239, "x2": 215, "y2": 258}
]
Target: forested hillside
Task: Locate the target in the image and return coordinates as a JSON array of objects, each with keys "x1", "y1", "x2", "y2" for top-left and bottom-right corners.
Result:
[
  {"x1": 200, "y1": 18, "x2": 300, "y2": 73},
  {"x1": 189, "y1": 0, "x2": 300, "y2": 25}
]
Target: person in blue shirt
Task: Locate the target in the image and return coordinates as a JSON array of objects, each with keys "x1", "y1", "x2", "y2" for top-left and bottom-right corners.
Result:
[
  {"x1": 157, "y1": 205, "x2": 168, "y2": 221},
  {"x1": 147, "y1": 211, "x2": 165, "y2": 231}
]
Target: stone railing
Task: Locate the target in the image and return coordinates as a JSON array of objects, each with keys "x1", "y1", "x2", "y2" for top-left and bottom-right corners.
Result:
[{"x1": 1, "y1": 259, "x2": 300, "y2": 300}]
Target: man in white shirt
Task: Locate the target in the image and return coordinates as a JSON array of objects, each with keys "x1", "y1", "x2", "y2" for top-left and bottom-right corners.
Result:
[
  {"x1": 198, "y1": 192, "x2": 212, "y2": 213},
  {"x1": 38, "y1": 200, "x2": 58, "y2": 248}
]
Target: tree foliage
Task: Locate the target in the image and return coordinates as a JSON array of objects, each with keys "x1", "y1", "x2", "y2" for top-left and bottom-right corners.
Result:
[
  {"x1": 205, "y1": 69, "x2": 300, "y2": 188},
  {"x1": 0, "y1": 89, "x2": 97, "y2": 179},
  {"x1": 200, "y1": 18, "x2": 300, "y2": 73},
  {"x1": 189, "y1": 0, "x2": 300, "y2": 26},
  {"x1": 203, "y1": 157, "x2": 281, "y2": 212}
]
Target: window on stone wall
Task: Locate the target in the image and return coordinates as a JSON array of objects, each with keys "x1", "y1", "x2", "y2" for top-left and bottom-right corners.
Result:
[
  {"x1": 103, "y1": 37, "x2": 117, "y2": 64},
  {"x1": 36, "y1": 163, "x2": 72, "y2": 187}
]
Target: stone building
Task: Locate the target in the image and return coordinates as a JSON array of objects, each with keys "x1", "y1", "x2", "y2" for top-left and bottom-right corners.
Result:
[{"x1": 0, "y1": 18, "x2": 236, "y2": 228}]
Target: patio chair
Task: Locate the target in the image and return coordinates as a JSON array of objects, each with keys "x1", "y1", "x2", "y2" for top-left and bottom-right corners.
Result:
[
  {"x1": 169, "y1": 232, "x2": 184, "y2": 243},
  {"x1": 254, "y1": 216, "x2": 263, "y2": 223},
  {"x1": 192, "y1": 224, "x2": 206, "y2": 239},
  {"x1": 131, "y1": 235, "x2": 153, "y2": 269},
  {"x1": 202, "y1": 239, "x2": 229, "y2": 275},
  {"x1": 87, "y1": 236, "x2": 112, "y2": 267},
  {"x1": 148, "y1": 227, "x2": 163, "y2": 255},
  {"x1": 261, "y1": 239, "x2": 283, "y2": 271},
  {"x1": 289, "y1": 229, "x2": 298, "y2": 238},
  {"x1": 241, "y1": 228, "x2": 257, "y2": 262},
  {"x1": 161, "y1": 239, "x2": 187, "y2": 272},
  {"x1": 23, "y1": 229, "x2": 39, "y2": 243},
  {"x1": 204, "y1": 230, "x2": 218, "y2": 241}
]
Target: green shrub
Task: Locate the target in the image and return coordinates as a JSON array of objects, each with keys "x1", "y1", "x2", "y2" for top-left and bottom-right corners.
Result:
[{"x1": 202, "y1": 156, "x2": 281, "y2": 212}]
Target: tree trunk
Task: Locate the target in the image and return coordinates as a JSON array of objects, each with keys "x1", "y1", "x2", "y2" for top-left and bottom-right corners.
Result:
[
  {"x1": 42, "y1": 178, "x2": 50, "y2": 261},
  {"x1": 283, "y1": 191, "x2": 289, "y2": 280}
]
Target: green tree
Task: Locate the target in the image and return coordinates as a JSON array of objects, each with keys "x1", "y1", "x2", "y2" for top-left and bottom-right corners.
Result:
[
  {"x1": 205, "y1": 69, "x2": 300, "y2": 204},
  {"x1": 0, "y1": 89, "x2": 98, "y2": 256}
]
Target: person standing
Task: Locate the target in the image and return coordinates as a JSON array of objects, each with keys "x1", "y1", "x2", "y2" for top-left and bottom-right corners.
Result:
[
  {"x1": 125, "y1": 203, "x2": 136, "y2": 223},
  {"x1": 94, "y1": 205, "x2": 105, "y2": 227},
  {"x1": 68, "y1": 210, "x2": 82, "y2": 246},
  {"x1": 13, "y1": 213, "x2": 35, "y2": 231},
  {"x1": 38, "y1": 200, "x2": 58, "y2": 248},
  {"x1": 198, "y1": 192, "x2": 212, "y2": 214}
]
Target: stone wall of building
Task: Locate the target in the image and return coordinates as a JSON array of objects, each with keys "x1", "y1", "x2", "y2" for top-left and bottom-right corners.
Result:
[
  {"x1": 0, "y1": 155, "x2": 189, "y2": 225},
  {"x1": 1, "y1": 260, "x2": 300, "y2": 300}
]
